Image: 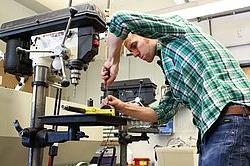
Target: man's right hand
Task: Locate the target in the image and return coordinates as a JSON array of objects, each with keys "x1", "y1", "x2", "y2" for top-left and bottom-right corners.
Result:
[
  {"x1": 101, "y1": 60, "x2": 119, "y2": 86},
  {"x1": 101, "y1": 32, "x2": 124, "y2": 86}
]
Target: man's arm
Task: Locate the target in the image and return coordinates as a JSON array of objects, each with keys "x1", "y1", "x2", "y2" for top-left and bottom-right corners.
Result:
[
  {"x1": 105, "y1": 95, "x2": 157, "y2": 123},
  {"x1": 109, "y1": 11, "x2": 187, "y2": 40},
  {"x1": 101, "y1": 33, "x2": 123, "y2": 85},
  {"x1": 104, "y1": 87, "x2": 181, "y2": 124},
  {"x1": 151, "y1": 88, "x2": 181, "y2": 125}
]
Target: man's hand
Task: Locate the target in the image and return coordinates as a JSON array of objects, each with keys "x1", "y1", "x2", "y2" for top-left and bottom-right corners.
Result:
[
  {"x1": 101, "y1": 61, "x2": 119, "y2": 86},
  {"x1": 102, "y1": 95, "x2": 125, "y2": 110},
  {"x1": 102, "y1": 95, "x2": 158, "y2": 123},
  {"x1": 101, "y1": 33, "x2": 124, "y2": 86}
]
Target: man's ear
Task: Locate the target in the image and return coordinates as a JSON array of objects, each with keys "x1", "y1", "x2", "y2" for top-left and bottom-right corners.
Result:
[
  {"x1": 124, "y1": 33, "x2": 134, "y2": 49},
  {"x1": 123, "y1": 38, "x2": 130, "y2": 49}
]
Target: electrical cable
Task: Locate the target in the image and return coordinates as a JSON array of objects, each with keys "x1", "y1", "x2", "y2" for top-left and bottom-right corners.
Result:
[
  {"x1": 47, "y1": 88, "x2": 62, "y2": 166},
  {"x1": 97, "y1": 146, "x2": 116, "y2": 166},
  {"x1": 166, "y1": 137, "x2": 190, "y2": 147},
  {"x1": 96, "y1": 126, "x2": 115, "y2": 166},
  {"x1": 104, "y1": 126, "x2": 113, "y2": 147}
]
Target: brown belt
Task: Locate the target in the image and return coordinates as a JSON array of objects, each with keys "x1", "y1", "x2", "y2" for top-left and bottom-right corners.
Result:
[{"x1": 223, "y1": 105, "x2": 250, "y2": 116}]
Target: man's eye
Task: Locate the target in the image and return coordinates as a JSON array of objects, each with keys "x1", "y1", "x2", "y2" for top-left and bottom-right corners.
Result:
[{"x1": 131, "y1": 42, "x2": 137, "y2": 49}]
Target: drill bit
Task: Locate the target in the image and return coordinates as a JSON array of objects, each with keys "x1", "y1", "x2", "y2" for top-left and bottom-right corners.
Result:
[{"x1": 73, "y1": 85, "x2": 77, "y2": 98}]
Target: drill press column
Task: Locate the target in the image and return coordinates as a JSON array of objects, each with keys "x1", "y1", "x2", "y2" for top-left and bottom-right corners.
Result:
[{"x1": 29, "y1": 66, "x2": 48, "y2": 166}]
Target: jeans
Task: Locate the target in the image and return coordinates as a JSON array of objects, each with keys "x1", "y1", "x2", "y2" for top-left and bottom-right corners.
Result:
[{"x1": 199, "y1": 115, "x2": 250, "y2": 166}]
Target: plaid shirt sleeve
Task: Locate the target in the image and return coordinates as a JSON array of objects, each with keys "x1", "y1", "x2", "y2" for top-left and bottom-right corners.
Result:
[
  {"x1": 108, "y1": 11, "x2": 187, "y2": 40},
  {"x1": 151, "y1": 87, "x2": 182, "y2": 125}
]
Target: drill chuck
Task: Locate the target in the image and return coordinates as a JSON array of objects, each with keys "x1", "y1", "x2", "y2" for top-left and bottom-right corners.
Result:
[
  {"x1": 68, "y1": 59, "x2": 83, "y2": 86},
  {"x1": 70, "y1": 69, "x2": 81, "y2": 86}
]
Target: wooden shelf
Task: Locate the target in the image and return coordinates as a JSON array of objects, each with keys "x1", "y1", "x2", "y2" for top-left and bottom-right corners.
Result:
[{"x1": 101, "y1": 140, "x2": 119, "y2": 146}]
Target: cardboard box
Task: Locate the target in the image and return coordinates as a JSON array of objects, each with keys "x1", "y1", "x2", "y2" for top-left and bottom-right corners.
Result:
[{"x1": 0, "y1": 61, "x2": 32, "y2": 93}]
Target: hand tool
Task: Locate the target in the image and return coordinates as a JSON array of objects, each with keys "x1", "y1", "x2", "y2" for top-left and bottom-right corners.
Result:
[{"x1": 62, "y1": 104, "x2": 116, "y2": 116}]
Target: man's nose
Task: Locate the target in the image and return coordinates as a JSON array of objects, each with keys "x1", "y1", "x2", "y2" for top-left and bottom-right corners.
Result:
[{"x1": 132, "y1": 50, "x2": 140, "y2": 57}]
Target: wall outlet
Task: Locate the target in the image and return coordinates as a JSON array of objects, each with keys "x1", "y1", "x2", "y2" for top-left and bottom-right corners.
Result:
[{"x1": 0, "y1": 76, "x2": 2, "y2": 85}]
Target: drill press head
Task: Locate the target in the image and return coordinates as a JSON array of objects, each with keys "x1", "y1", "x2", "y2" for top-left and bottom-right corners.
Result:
[{"x1": 0, "y1": 3, "x2": 106, "y2": 87}]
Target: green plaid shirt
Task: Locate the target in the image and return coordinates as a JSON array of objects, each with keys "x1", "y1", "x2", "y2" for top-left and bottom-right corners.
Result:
[{"x1": 108, "y1": 11, "x2": 250, "y2": 139}]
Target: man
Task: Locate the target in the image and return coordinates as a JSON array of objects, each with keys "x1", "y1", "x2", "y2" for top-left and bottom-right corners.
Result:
[{"x1": 101, "y1": 11, "x2": 250, "y2": 166}]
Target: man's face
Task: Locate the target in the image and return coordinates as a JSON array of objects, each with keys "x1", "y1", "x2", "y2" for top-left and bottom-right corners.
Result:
[{"x1": 124, "y1": 34, "x2": 157, "y2": 63}]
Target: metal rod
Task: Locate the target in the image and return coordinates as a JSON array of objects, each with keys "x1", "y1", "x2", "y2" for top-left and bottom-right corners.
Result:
[
  {"x1": 107, "y1": 0, "x2": 111, "y2": 9},
  {"x1": 60, "y1": 7, "x2": 76, "y2": 81},
  {"x1": 68, "y1": 0, "x2": 73, "y2": 7},
  {"x1": 138, "y1": 80, "x2": 143, "y2": 98},
  {"x1": 192, "y1": 7, "x2": 250, "y2": 22},
  {"x1": 119, "y1": 125, "x2": 128, "y2": 166},
  {"x1": 16, "y1": 47, "x2": 54, "y2": 53},
  {"x1": 59, "y1": 56, "x2": 67, "y2": 80},
  {"x1": 52, "y1": 89, "x2": 59, "y2": 130},
  {"x1": 120, "y1": 144, "x2": 127, "y2": 166},
  {"x1": 57, "y1": 89, "x2": 62, "y2": 116},
  {"x1": 208, "y1": 19, "x2": 212, "y2": 36},
  {"x1": 226, "y1": 43, "x2": 250, "y2": 49},
  {"x1": 53, "y1": 89, "x2": 59, "y2": 115},
  {"x1": 48, "y1": 83, "x2": 63, "y2": 89},
  {"x1": 29, "y1": 66, "x2": 48, "y2": 166},
  {"x1": 62, "y1": 16, "x2": 72, "y2": 46}
]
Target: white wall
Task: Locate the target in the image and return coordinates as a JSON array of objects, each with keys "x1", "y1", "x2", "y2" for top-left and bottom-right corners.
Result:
[
  {"x1": 0, "y1": 0, "x2": 36, "y2": 22},
  {"x1": 212, "y1": 12, "x2": 250, "y2": 62},
  {"x1": 0, "y1": 0, "x2": 37, "y2": 51},
  {"x1": 193, "y1": 12, "x2": 250, "y2": 62}
]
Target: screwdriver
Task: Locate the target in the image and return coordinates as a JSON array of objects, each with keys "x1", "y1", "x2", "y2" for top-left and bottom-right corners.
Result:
[
  {"x1": 103, "y1": 67, "x2": 110, "y2": 98},
  {"x1": 104, "y1": 80, "x2": 109, "y2": 98}
]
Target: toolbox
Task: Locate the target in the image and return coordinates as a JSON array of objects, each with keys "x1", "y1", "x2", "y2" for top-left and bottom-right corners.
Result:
[{"x1": 101, "y1": 78, "x2": 157, "y2": 106}]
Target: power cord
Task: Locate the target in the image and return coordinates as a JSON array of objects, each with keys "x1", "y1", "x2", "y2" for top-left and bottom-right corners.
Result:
[{"x1": 166, "y1": 137, "x2": 190, "y2": 147}]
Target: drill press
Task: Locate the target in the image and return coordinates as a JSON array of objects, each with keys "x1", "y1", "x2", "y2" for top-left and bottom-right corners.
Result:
[{"x1": 0, "y1": 3, "x2": 108, "y2": 166}]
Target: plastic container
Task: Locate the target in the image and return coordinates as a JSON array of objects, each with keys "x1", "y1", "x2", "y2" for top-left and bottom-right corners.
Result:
[
  {"x1": 133, "y1": 158, "x2": 150, "y2": 166},
  {"x1": 155, "y1": 147, "x2": 198, "y2": 166}
]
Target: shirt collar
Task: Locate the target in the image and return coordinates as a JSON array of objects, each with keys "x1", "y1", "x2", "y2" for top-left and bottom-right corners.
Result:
[{"x1": 156, "y1": 41, "x2": 163, "y2": 57}]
